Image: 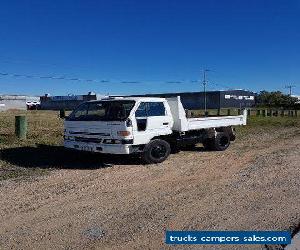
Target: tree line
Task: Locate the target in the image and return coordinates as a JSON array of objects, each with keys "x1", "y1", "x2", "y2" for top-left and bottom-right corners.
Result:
[{"x1": 256, "y1": 91, "x2": 299, "y2": 109}]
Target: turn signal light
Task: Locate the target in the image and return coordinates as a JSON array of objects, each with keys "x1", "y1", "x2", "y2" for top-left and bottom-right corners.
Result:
[{"x1": 117, "y1": 131, "x2": 131, "y2": 136}]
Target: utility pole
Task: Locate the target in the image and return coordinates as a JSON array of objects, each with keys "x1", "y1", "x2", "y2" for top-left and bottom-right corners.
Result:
[
  {"x1": 203, "y1": 69, "x2": 210, "y2": 116},
  {"x1": 285, "y1": 84, "x2": 296, "y2": 96}
]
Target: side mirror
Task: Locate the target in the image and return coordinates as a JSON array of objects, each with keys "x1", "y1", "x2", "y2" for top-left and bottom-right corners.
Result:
[{"x1": 126, "y1": 118, "x2": 133, "y2": 127}]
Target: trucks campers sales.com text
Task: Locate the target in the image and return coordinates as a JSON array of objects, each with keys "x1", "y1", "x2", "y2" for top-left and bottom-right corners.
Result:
[{"x1": 165, "y1": 231, "x2": 291, "y2": 245}]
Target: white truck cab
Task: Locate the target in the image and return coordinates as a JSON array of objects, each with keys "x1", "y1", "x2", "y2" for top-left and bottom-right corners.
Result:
[{"x1": 64, "y1": 96, "x2": 247, "y2": 163}]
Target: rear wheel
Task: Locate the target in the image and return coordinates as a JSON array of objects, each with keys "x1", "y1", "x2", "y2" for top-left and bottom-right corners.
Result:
[
  {"x1": 142, "y1": 139, "x2": 171, "y2": 164},
  {"x1": 221, "y1": 126, "x2": 236, "y2": 141},
  {"x1": 213, "y1": 132, "x2": 230, "y2": 151},
  {"x1": 203, "y1": 132, "x2": 230, "y2": 151}
]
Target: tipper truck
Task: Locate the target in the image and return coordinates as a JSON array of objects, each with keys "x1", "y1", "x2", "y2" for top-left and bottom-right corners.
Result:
[{"x1": 64, "y1": 96, "x2": 247, "y2": 164}]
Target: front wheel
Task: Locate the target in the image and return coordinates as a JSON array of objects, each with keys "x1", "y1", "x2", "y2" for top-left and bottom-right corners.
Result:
[{"x1": 142, "y1": 139, "x2": 171, "y2": 164}]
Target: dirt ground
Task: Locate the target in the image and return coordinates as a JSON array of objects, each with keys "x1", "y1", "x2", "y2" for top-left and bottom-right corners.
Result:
[{"x1": 0, "y1": 125, "x2": 300, "y2": 249}]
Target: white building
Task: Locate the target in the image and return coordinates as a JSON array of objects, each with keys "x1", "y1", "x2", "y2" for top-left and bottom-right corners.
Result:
[{"x1": 0, "y1": 95, "x2": 40, "y2": 111}]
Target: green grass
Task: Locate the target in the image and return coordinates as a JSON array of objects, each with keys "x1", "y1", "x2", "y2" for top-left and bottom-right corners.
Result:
[
  {"x1": 238, "y1": 115, "x2": 300, "y2": 131},
  {"x1": 247, "y1": 116, "x2": 300, "y2": 127}
]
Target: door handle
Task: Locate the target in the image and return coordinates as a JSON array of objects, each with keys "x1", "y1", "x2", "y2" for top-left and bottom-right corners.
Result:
[{"x1": 163, "y1": 122, "x2": 169, "y2": 125}]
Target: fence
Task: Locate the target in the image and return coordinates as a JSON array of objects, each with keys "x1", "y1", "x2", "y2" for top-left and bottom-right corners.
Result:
[{"x1": 187, "y1": 108, "x2": 298, "y2": 118}]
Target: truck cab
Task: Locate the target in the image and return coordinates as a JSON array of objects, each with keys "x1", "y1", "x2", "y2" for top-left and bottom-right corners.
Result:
[{"x1": 64, "y1": 97, "x2": 173, "y2": 155}]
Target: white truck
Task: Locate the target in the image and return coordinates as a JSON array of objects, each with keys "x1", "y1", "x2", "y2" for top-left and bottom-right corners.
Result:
[{"x1": 64, "y1": 96, "x2": 247, "y2": 164}]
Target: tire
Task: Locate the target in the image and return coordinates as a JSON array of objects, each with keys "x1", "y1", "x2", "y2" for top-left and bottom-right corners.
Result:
[
  {"x1": 224, "y1": 127, "x2": 236, "y2": 141},
  {"x1": 213, "y1": 132, "x2": 230, "y2": 151},
  {"x1": 142, "y1": 139, "x2": 171, "y2": 164}
]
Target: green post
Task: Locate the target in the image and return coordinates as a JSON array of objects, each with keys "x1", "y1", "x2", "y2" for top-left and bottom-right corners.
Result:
[
  {"x1": 15, "y1": 115, "x2": 27, "y2": 139},
  {"x1": 256, "y1": 109, "x2": 260, "y2": 116},
  {"x1": 227, "y1": 109, "x2": 231, "y2": 116},
  {"x1": 59, "y1": 109, "x2": 66, "y2": 119},
  {"x1": 295, "y1": 110, "x2": 298, "y2": 117}
]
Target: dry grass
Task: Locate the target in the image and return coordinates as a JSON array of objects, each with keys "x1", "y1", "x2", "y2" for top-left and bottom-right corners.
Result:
[
  {"x1": 0, "y1": 110, "x2": 63, "y2": 180},
  {"x1": 0, "y1": 110, "x2": 63, "y2": 147}
]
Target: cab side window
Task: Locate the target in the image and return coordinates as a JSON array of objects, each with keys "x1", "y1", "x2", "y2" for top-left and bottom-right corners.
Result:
[
  {"x1": 135, "y1": 102, "x2": 166, "y2": 117},
  {"x1": 147, "y1": 102, "x2": 166, "y2": 116}
]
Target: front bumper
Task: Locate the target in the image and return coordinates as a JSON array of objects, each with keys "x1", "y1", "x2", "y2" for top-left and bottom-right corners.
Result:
[{"x1": 64, "y1": 140, "x2": 132, "y2": 154}]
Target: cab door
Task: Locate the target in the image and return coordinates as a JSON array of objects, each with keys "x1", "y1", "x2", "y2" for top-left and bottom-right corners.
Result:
[{"x1": 133, "y1": 101, "x2": 172, "y2": 144}]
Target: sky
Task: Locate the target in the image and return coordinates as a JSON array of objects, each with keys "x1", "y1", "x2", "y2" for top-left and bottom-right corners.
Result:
[{"x1": 0, "y1": 0, "x2": 299, "y2": 96}]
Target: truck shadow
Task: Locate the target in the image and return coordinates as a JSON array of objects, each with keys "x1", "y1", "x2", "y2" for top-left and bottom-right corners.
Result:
[
  {"x1": 180, "y1": 145, "x2": 205, "y2": 152},
  {"x1": 0, "y1": 144, "x2": 142, "y2": 169}
]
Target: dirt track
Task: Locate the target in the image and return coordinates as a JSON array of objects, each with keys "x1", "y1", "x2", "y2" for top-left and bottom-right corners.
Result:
[{"x1": 1, "y1": 127, "x2": 300, "y2": 250}]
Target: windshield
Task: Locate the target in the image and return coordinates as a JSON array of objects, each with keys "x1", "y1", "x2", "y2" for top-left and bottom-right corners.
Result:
[{"x1": 67, "y1": 100, "x2": 135, "y2": 121}]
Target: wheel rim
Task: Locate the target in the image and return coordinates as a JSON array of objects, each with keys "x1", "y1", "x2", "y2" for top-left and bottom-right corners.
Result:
[
  {"x1": 219, "y1": 136, "x2": 229, "y2": 147},
  {"x1": 151, "y1": 144, "x2": 167, "y2": 159}
]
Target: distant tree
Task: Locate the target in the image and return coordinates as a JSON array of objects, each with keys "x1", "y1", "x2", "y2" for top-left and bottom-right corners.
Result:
[{"x1": 256, "y1": 91, "x2": 298, "y2": 108}]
